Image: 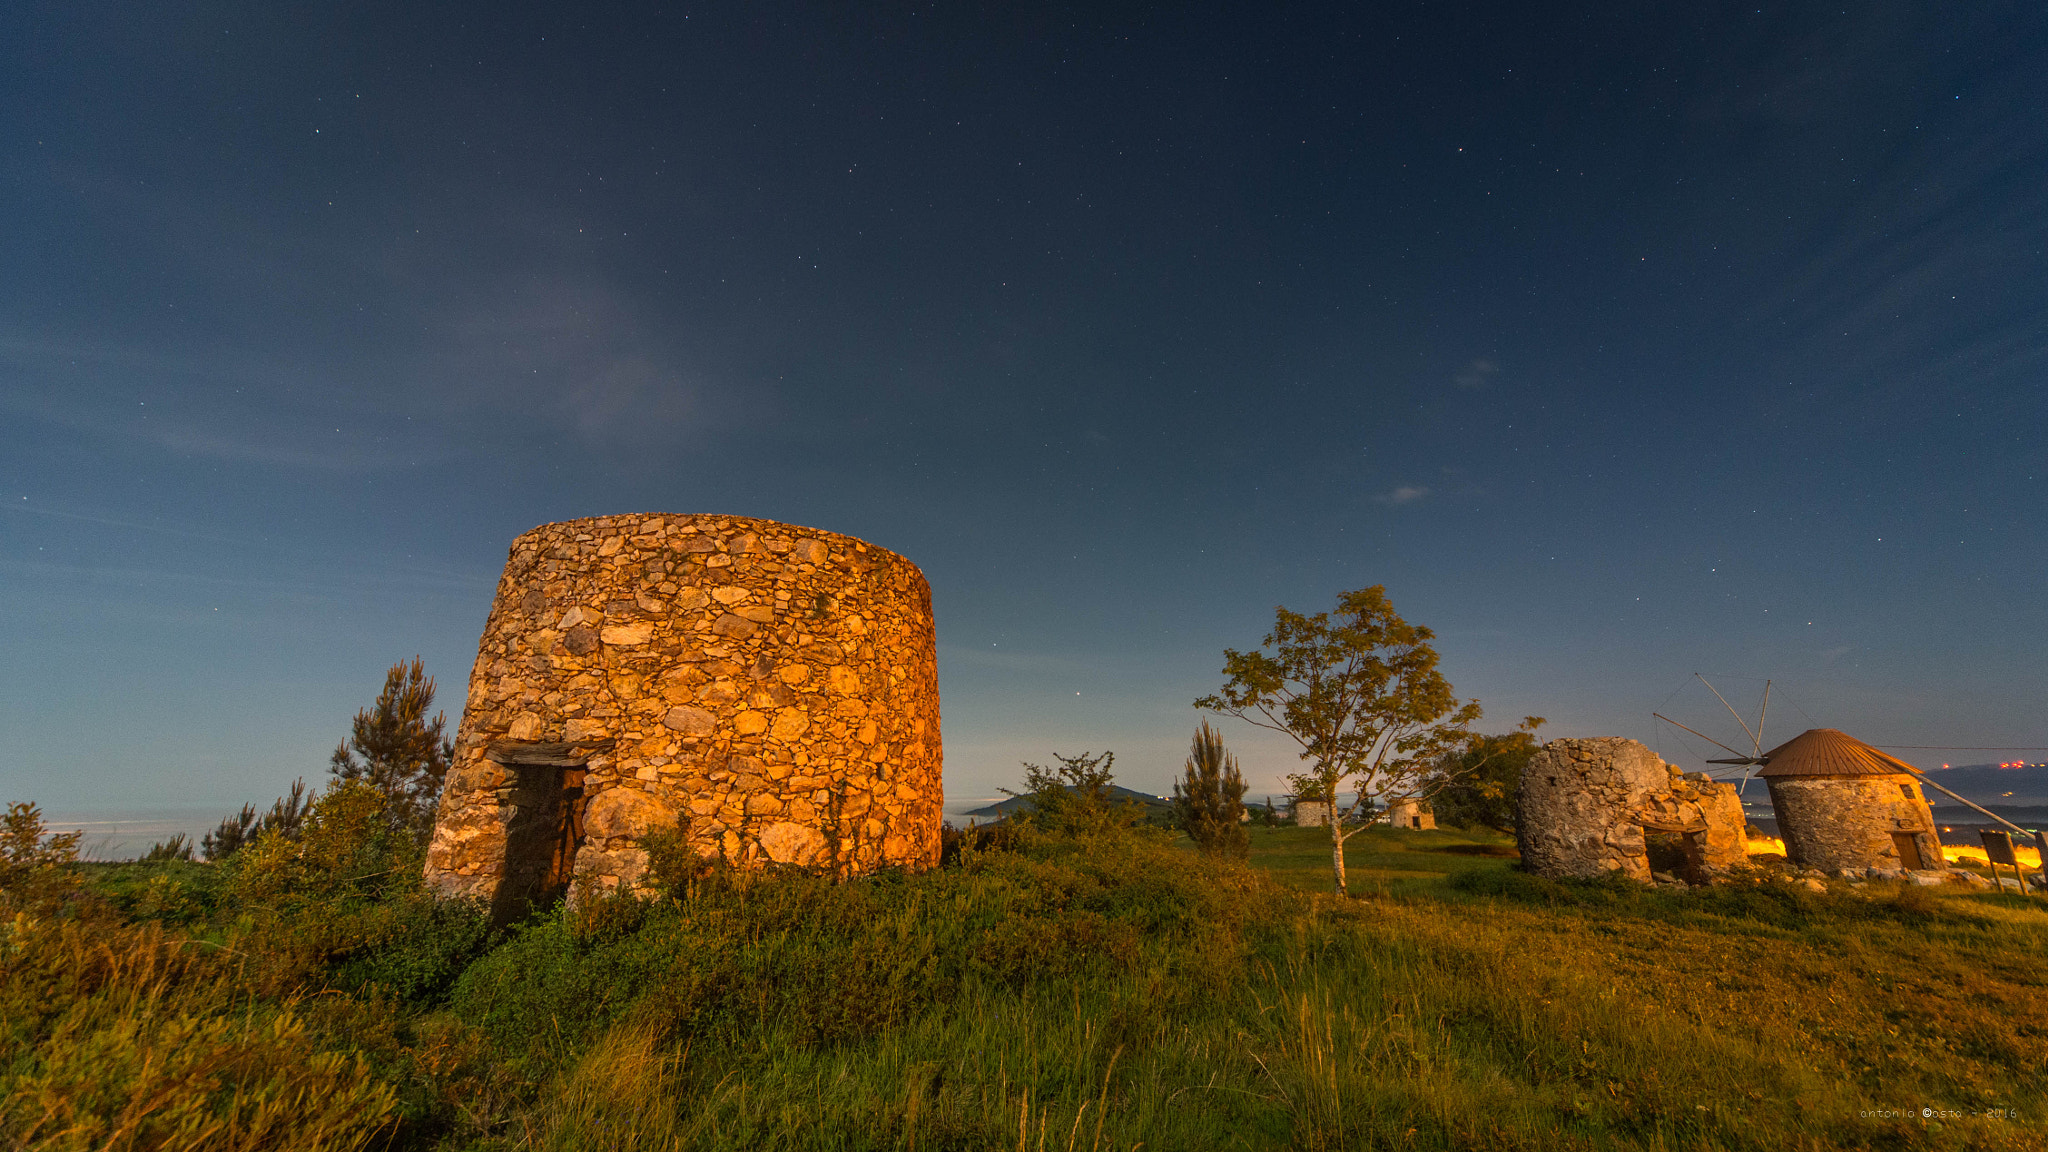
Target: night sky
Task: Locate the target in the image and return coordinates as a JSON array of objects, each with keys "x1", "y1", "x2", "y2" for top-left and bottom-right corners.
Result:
[{"x1": 5, "y1": 3, "x2": 2045, "y2": 835}]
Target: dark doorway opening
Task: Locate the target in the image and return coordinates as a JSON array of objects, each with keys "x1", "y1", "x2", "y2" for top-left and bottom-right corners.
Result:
[
  {"x1": 1644, "y1": 826, "x2": 1711, "y2": 884},
  {"x1": 1645, "y1": 830, "x2": 1690, "y2": 877},
  {"x1": 485, "y1": 739, "x2": 606, "y2": 925}
]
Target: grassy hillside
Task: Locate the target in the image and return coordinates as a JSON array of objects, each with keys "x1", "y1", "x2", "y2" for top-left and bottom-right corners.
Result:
[
  {"x1": 1243, "y1": 823, "x2": 1523, "y2": 894},
  {"x1": 3, "y1": 795, "x2": 2045, "y2": 1150}
]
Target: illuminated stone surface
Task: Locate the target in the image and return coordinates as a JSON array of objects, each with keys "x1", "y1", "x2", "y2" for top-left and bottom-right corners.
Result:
[
  {"x1": 1517, "y1": 737, "x2": 1746, "y2": 883},
  {"x1": 423, "y1": 514, "x2": 941, "y2": 915}
]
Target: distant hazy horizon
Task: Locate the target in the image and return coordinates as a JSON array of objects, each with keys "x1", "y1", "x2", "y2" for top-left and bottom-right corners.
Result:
[{"x1": 45, "y1": 762, "x2": 2045, "y2": 861}]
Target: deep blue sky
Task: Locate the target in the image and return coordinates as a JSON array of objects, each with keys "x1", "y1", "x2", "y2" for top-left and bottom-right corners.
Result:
[{"x1": 4, "y1": 2, "x2": 2045, "y2": 825}]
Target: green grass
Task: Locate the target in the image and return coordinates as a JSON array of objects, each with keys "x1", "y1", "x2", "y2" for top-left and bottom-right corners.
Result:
[
  {"x1": 1246, "y1": 823, "x2": 1523, "y2": 894},
  {"x1": 7, "y1": 800, "x2": 2048, "y2": 1151}
]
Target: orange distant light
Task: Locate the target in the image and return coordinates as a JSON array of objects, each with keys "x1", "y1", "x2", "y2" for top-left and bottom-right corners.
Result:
[{"x1": 1946, "y1": 843, "x2": 2044, "y2": 870}]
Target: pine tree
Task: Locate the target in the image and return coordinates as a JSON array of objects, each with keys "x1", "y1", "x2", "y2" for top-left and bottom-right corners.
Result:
[
  {"x1": 328, "y1": 657, "x2": 455, "y2": 837},
  {"x1": 1172, "y1": 721, "x2": 1249, "y2": 857},
  {"x1": 201, "y1": 778, "x2": 313, "y2": 860},
  {"x1": 142, "y1": 833, "x2": 194, "y2": 862}
]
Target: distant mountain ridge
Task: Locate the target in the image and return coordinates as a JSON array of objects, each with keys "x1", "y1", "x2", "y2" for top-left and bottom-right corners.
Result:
[
  {"x1": 1920, "y1": 762, "x2": 2048, "y2": 807},
  {"x1": 962, "y1": 785, "x2": 1173, "y2": 819}
]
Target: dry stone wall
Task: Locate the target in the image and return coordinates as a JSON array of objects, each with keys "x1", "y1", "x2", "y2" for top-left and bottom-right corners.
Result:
[
  {"x1": 1641, "y1": 765, "x2": 1748, "y2": 877},
  {"x1": 1292, "y1": 800, "x2": 1334, "y2": 828},
  {"x1": 1517, "y1": 737, "x2": 1746, "y2": 883},
  {"x1": 1386, "y1": 799, "x2": 1435, "y2": 830},
  {"x1": 1767, "y1": 775, "x2": 1942, "y2": 875},
  {"x1": 424, "y1": 514, "x2": 940, "y2": 912}
]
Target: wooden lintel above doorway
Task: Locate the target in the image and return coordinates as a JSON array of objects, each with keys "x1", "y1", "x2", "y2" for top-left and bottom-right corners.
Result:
[
  {"x1": 1636, "y1": 818, "x2": 1709, "y2": 835},
  {"x1": 485, "y1": 738, "x2": 616, "y2": 767}
]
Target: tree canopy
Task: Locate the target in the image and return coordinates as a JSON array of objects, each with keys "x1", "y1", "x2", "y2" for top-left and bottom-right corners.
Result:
[
  {"x1": 1426, "y1": 721, "x2": 1546, "y2": 832},
  {"x1": 1196, "y1": 585, "x2": 1480, "y2": 894}
]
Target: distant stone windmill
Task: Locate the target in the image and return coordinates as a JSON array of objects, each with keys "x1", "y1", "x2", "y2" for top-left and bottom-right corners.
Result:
[{"x1": 1655, "y1": 675, "x2": 2037, "y2": 878}]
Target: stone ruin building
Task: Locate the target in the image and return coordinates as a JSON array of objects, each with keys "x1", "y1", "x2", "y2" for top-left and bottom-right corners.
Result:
[
  {"x1": 1757, "y1": 728, "x2": 1945, "y2": 876},
  {"x1": 1386, "y1": 798, "x2": 1436, "y2": 831},
  {"x1": 1290, "y1": 799, "x2": 1334, "y2": 828},
  {"x1": 1516, "y1": 737, "x2": 1747, "y2": 883},
  {"x1": 423, "y1": 514, "x2": 942, "y2": 921}
]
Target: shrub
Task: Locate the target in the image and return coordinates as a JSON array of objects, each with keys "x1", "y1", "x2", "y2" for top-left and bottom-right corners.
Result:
[
  {"x1": 1428, "y1": 724, "x2": 1544, "y2": 832},
  {"x1": 142, "y1": 833, "x2": 194, "y2": 863},
  {"x1": 227, "y1": 780, "x2": 413, "y2": 912},
  {"x1": 450, "y1": 906, "x2": 686, "y2": 1072},
  {"x1": 0, "y1": 918, "x2": 401, "y2": 1151},
  {"x1": 131, "y1": 873, "x2": 201, "y2": 925},
  {"x1": 202, "y1": 779, "x2": 313, "y2": 861},
  {"x1": 937, "y1": 820, "x2": 1021, "y2": 866},
  {"x1": 328, "y1": 894, "x2": 498, "y2": 1008},
  {"x1": 1002, "y1": 751, "x2": 1144, "y2": 836},
  {"x1": 0, "y1": 802, "x2": 86, "y2": 918},
  {"x1": 221, "y1": 780, "x2": 498, "y2": 1007}
]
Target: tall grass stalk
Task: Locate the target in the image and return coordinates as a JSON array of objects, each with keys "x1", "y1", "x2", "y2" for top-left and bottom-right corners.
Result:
[
  {"x1": 0, "y1": 918, "x2": 399, "y2": 1151},
  {"x1": 10, "y1": 806, "x2": 2045, "y2": 1150}
]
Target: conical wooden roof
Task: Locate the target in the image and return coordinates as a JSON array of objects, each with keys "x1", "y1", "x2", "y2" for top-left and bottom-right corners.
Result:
[{"x1": 1755, "y1": 728, "x2": 1919, "y2": 778}]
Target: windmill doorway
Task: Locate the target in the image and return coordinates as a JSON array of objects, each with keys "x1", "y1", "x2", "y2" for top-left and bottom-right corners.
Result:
[
  {"x1": 1643, "y1": 824, "x2": 1711, "y2": 884},
  {"x1": 1891, "y1": 831, "x2": 1926, "y2": 871},
  {"x1": 485, "y1": 741, "x2": 602, "y2": 924}
]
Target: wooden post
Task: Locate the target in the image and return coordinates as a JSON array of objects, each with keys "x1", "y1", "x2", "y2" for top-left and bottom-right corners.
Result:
[
  {"x1": 2034, "y1": 832, "x2": 2048, "y2": 898},
  {"x1": 1980, "y1": 830, "x2": 2019, "y2": 895}
]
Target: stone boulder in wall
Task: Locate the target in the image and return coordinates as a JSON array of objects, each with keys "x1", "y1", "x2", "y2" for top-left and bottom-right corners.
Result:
[
  {"x1": 583, "y1": 786, "x2": 680, "y2": 845},
  {"x1": 758, "y1": 821, "x2": 829, "y2": 866},
  {"x1": 573, "y1": 787, "x2": 682, "y2": 895}
]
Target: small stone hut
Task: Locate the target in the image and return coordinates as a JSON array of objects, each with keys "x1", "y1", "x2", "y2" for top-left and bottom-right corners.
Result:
[
  {"x1": 424, "y1": 514, "x2": 942, "y2": 921},
  {"x1": 1385, "y1": 798, "x2": 1436, "y2": 830},
  {"x1": 1759, "y1": 728, "x2": 1943, "y2": 875},
  {"x1": 1291, "y1": 799, "x2": 1335, "y2": 828},
  {"x1": 1517, "y1": 737, "x2": 1747, "y2": 883}
]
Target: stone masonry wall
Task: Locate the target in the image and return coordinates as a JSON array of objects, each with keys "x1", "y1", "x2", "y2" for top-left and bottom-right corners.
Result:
[
  {"x1": 1518, "y1": 738, "x2": 1666, "y2": 881},
  {"x1": 424, "y1": 514, "x2": 941, "y2": 908},
  {"x1": 1292, "y1": 800, "x2": 1334, "y2": 828},
  {"x1": 1646, "y1": 765, "x2": 1749, "y2": 874},
  {"x1": 1517, "y1": 737, "x2": 1747, "y2": 882},
  {"x1": 1767, "y1": 775, "x2": 1942, "y2": 875},
  {"x1": 1386, "y1": 799, "x2": 1435, "y2": 830}
]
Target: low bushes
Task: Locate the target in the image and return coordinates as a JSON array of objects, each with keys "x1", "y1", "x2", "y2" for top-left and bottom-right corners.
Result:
[
  {"x1": 0, "y1": 789, "x2": 511, "y2": 1150},
  {"x1": 6, "y1": 792, "x2": 2046, "y2": 1150},
  {"x1": 0, "y1": 919, "x2": 400, "y2": 1152},
  {"x1": 452, "y1": 824, "x2": 1275, "y2": 1074}
]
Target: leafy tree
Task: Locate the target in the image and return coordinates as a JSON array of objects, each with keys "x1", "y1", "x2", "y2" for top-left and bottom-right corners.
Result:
[
  {"x1": 328, "y1": 657, "x2": 456, "y2": 837},
  {"x1": 1427, "y1": 721, "x2": 1546, "y2": 832},
  {"x1": 201, "y1": 778, "x2": 313, "y2": 861},
  {"x1": 1, "y1": 802, "x2": 85, "y2": 914},
  {"x1": 1196, "y1": 585, "x2": 1481, "y2": 895},
  {"x1": 1001, "y1": 751, "x2": 1138, "y2": 835},
  {"x1": 1172, "y1": 721, "x2": 1249, "y2": 857}
]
